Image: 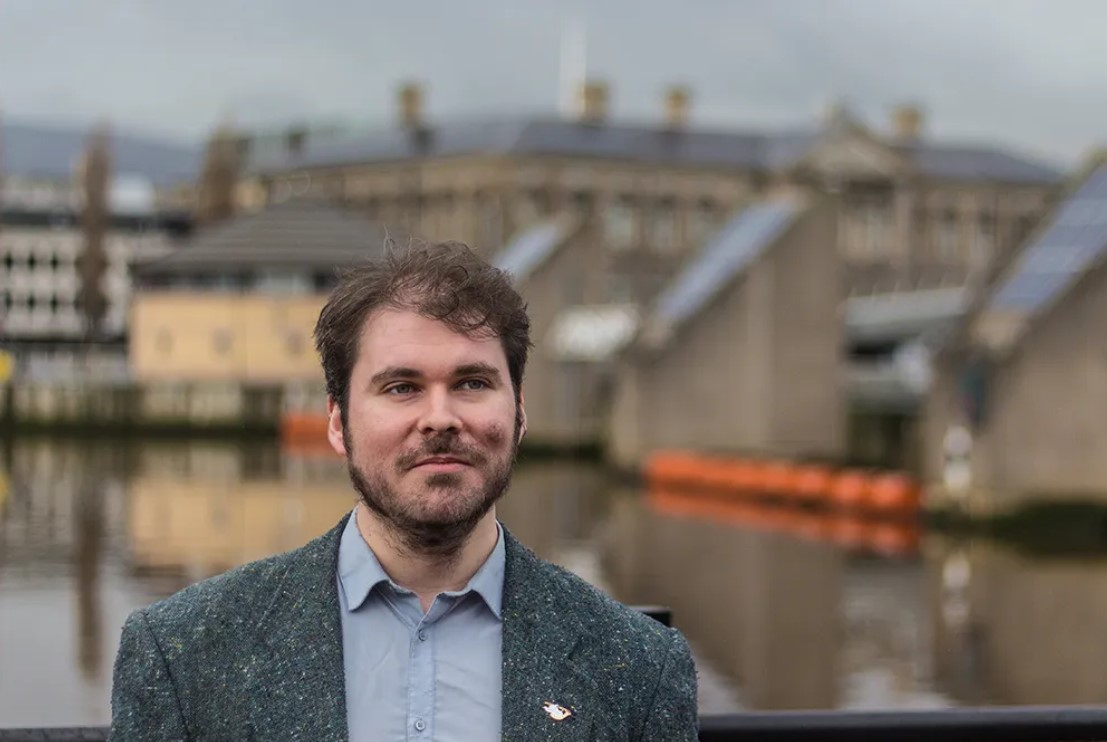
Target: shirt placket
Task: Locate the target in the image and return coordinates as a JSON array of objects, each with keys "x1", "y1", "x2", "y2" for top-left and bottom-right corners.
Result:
[{"x1": 407, "y1": 594, "x2": 455, "y2": 740}]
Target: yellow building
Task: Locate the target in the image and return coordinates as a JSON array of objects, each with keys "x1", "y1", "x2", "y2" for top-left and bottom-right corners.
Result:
[{"x1": 130, "y1": 197, "x2": 390, "y2": 384}]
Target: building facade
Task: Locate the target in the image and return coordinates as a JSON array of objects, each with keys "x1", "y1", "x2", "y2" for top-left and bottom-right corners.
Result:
[
  {"x1": 924, "y1": 159, "x2": 1107, "y2": 508},
  {"x1": 130, "y1": 197, "x2": 391, "y2": 389},
  {"x1": 237, "y1": 84, "x2": 1062, "y2": 298},
  {"x1": 609, "y1": 195, "x2": 843, "y2": 468},
  {"x1": 0, "y1": 176, "x2": 191, "y2": 380}
]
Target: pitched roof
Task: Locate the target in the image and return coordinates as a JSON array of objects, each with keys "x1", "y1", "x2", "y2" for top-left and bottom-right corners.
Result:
[
  {"x1": 972, "y1": 162, "x2": 1107, "y2": 352},
  {"x1": 2, "y1": 120, "x2": 199, "y2": 186},
  {"x1": 249, "y1": 116, "x2": 1061, "y2": 185},
  {"x1": 646, "y1": 197, "x2": 803, "y2": 341},
  {"x1": 135, "y1": 197, "x2": 389, "y2": 276},
  {"x1": 492, "y1": 217, "x2": 575, "y2": 283}
]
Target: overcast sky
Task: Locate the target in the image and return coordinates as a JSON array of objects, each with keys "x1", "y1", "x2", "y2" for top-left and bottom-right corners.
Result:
[{"x1": 1, "y1": 0, "x2": 1104, "y2": 166}]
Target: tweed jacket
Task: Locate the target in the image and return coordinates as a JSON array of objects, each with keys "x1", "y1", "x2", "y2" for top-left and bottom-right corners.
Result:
[{"x1": 110, "y1": 515, "x2": 698, "y2": 741}]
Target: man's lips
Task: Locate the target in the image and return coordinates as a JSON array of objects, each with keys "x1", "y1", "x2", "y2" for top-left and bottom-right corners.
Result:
[{"x1": 412, "y1": 456, "x2": 470, "y2": 469}]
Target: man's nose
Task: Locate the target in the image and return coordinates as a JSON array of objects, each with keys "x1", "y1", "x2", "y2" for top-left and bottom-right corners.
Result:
[{"x1": 417, "y1": 387, "x2": 462, "y2": 434}]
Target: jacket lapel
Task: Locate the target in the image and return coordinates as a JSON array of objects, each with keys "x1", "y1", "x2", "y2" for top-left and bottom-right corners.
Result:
[
  {"x1": 501, "y1": 530, "x2": 607, "y2": 741},
  {"x1": 246, "y1": 516, "x2": 349, "y2": 742}
]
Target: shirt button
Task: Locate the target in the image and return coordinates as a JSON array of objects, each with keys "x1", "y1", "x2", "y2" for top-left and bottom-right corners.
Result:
[
  {"x1": 417, "y1": 629, "x2": 428, "y2": 642},
  {"x1": 414, "y1": 719, "x2": 426, "y2": 732}
]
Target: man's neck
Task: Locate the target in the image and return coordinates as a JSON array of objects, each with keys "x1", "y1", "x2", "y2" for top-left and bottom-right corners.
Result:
[{"x1": 355, "y1": 504, "x2": 499, "y2": 611}]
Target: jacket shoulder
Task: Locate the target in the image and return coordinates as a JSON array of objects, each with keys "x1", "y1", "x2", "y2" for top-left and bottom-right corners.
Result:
[
  {"x1": 508, "y1": 534, "x2": 683, "y2": 655},
  {"x1": 136, "y1": 526, "x2": 336, "y2": 661}
]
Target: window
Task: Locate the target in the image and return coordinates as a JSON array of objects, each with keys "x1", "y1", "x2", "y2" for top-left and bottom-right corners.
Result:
[
  {"x1": 286, "y1": 332, "x2": 305, "y2": 357},
  {"x1": 650, "y1": 200, "x2": 678, "y2": 253},
  {"x1": 604, "y1": 198, "x2": 638, "y2": 251},
  {"x1": 935, "y1": 209, "x2": 960, "y2": 261},
  {"x1": 255, "y1": 271, "x2": 309, "y2": 294},
  {"x1": 857, "y1": 200, "x2": 890, "y2": 258},
  {"x1": 213, "y1": 329, "x2": 233, "y2": 356},
  {"x1": 514, "y1": 191, "x2": 546, "y2": 229},
  {"x1": 156, "y1": 329, "x2": 173, "y2": 355},
  {"x1": 972, "y1": 213, "x2": 995, "y2": 265},
  {"x1": 480, "y1": 200, "x2": 503, "y2": 249},
  {"x1": 687, "y1": 200, "x2": 719, "y2": 246}
]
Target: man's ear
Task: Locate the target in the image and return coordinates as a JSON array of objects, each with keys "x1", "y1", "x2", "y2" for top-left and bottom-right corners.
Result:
[
  {"x1": 517, "y1": 389, "x2": 527, "y2": 444},
  {"x1": 326, "y1": 396, "x2": 347, "y2": 457}
]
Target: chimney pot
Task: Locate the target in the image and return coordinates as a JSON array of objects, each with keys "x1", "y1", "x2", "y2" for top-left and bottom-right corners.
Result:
[
  {"x1": 577, "y1": 80, "x2": 609, "y2": 124},
  {"x1": 398, "y1": 82, "x2": 424, "y2": 129},
  {"x1": 892, "y1": 104, "x2": 924, "y2": 142},
  {"x1": 664, "y1": 85, "x2": 690, "y2": 129}
]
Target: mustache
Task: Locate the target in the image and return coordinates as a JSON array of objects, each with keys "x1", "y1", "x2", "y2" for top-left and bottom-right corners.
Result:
[{"x1": 394, "y1": 433, "x2": 489, "y2": 471}]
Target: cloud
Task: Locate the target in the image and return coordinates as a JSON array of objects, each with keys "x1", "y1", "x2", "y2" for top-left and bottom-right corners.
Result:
[{"x1": 0, "y1": 0, "x2": 1103, "y2": 164}]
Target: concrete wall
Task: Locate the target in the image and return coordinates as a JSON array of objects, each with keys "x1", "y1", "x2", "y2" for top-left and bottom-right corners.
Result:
[
  {"x1": 609, "y1": 199, "x2": 843, "y2": 466},
  {"x1": 130, "y1": 292, "x2": 326, "y2": 383},
  {"x1": 513, "y1": 223, "x2": 612, "y2": 446},
  {"x1": 925, "y1": 261, "x2": 1107, "y2": 507}
]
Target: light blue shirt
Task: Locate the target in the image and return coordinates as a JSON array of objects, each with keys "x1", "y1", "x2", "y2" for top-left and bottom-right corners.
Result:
[{"x1": 337, "y1": 510, "x2": 505, "y2": 741}]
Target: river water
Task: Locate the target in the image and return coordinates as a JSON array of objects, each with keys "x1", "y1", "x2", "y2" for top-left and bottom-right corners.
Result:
[{"x1": 1, "y1": 438, "x2": 1105, "y2": 727}]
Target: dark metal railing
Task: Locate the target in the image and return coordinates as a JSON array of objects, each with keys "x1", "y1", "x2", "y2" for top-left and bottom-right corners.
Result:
[
  {"x1": 4, "y1": 709, "x2": 1107, "y2": 742},
  {"x1": 6, "y1": 608, "x2": 1107, "y2": 740}
]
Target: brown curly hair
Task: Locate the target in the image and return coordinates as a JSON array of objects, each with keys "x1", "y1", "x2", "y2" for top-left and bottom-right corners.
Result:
[{"x1": 314, "y1": 239, "x2": 532, "y2": 419}]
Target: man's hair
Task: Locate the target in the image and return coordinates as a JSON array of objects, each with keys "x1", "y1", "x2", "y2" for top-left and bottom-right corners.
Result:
[{"x1": 314, "y1": 240, "x2": 531, "y2": 418}]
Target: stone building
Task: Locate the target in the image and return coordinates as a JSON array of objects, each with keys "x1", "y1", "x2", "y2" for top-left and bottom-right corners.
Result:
[
  {"x1": 608, "y1": 195, "x2": 842, "y2": 468},
  {"x1": 239, "y1": 84, "x2": 1062, "y2": 298},
  {"x1": 130, "y1": 198, "x2": 389, "y2": 386},
  {"x1": 923, "y1": 159, "x2": 1107, "y2": 507}
]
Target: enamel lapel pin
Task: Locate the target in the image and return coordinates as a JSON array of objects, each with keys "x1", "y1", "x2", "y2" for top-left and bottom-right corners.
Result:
[{"x1": 542, "y1": 701, "x2": 573, "y2": 721}]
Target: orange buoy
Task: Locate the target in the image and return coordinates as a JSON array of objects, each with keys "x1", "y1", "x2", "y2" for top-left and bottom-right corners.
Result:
[
  {"x1": 868, "y1": 472, "x2": 922, "y2": 514},
  {"x1": 829, "y1": 469, "x2": 871, "y2": 511},
  {"x1": 793, "y1": 464, "x2": 834, "y2": 504},
  {"x1": 762, "y1": 461, "x2": 795, "y2": 497}
]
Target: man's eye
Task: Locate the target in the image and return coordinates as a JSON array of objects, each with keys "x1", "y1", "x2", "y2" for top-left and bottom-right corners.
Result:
[
  {"x1": 386, "y1": 383, "x2": 415, "y2": 395},
  {"x1": 459, "y1": 379, "x2": 488, "y2": 391}
]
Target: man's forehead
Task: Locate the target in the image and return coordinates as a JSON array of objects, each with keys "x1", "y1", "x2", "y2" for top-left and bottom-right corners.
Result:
[{"x1": 357, "y1": 308, "x2": 508, "y2": 373}]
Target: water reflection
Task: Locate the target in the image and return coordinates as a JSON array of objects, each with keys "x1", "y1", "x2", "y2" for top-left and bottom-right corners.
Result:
[{"x1": 4, "y1": 439, "x2": 1107, "y2": 726}]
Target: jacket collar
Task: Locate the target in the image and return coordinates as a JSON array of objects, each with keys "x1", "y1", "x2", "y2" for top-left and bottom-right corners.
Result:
[{"x1": 246, "y1": 515, "x2": 603, "y2": 741}]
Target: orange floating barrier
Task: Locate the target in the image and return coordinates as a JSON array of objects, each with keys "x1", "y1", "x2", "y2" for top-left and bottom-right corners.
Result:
[
  {"x1": 793, "y1": 465, "x2": 834, "y2": 504},
  {"x1": 281, "y1": 412, "x2": 329, "y2": 444},
  {"x1": 829, "y1": 469, "x2": 872, "y2": 511},
  {"x1": 761, "y1": 461, "x2": 795, "y2": 496},
  {"x1": 868, "y1": 472, "x2": 922, "y2": 514}
]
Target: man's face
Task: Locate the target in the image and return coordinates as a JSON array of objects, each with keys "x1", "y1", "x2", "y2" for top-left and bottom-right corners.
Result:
[{"x1": 327, "y1": 308, "x2": 525, "y2": 553}]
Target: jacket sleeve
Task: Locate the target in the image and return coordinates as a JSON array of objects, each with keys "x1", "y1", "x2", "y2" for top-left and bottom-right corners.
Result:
[
  {"x1": 110, "y1": 609, "x2": 190, "y2": 741},
  {"x1": 640, "y1": 628, "x2": 699, "y2": 742}
]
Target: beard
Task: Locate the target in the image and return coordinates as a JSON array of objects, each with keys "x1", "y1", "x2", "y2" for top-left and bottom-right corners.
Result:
[{"x1": 344, "y1": 407, "x2": 522, "y2": 560}]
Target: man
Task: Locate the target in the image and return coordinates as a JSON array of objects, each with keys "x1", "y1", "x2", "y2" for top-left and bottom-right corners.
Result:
[{"x1": 111, "y1": 241, "x2": 698, "y2": 741}]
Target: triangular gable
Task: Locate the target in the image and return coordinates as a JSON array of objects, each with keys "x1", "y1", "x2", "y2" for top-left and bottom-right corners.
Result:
[{"x1": 792, "y1": 125, "x2": 910, "y2": 180}]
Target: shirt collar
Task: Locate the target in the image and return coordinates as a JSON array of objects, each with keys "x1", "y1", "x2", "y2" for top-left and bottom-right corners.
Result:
[{"x1": 337, "y1": 508, "x2": 505, "y2": 619}]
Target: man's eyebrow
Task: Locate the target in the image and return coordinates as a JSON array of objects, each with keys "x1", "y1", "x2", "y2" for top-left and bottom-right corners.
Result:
[
  {"x1": 454, "y1": 363, "x2": 502, "y2": 382},
  {"x1": 368, "y1": 363, "x2": 503, "y2": 387},
  {"x1": 369, "y1": 366, "x2": 422, "y2": 387}
]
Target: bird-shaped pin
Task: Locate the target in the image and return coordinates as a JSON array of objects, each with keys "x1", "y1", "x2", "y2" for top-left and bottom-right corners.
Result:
[{"x1": 542, "y1": 702, "x2": 572, "y2": 721}]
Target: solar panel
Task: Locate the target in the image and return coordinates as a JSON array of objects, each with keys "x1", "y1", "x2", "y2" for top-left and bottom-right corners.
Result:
[
  {"x1": 494, "y1": 220, "x2": 566, "y2": 281},
  {"x1": 990, "y1": 164, "x2": 1107, "y2": 313},
  {"x1": 654, "y1": 200, "x2": 800, "y2": 325}
]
